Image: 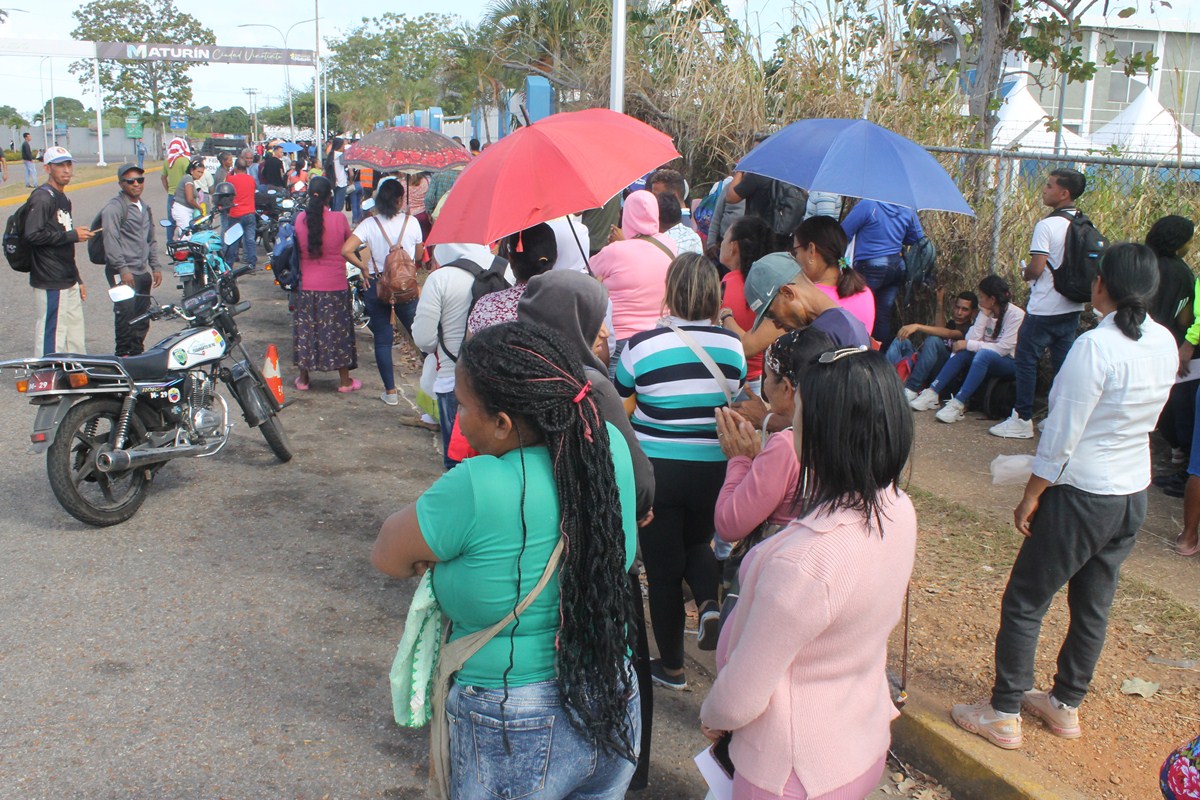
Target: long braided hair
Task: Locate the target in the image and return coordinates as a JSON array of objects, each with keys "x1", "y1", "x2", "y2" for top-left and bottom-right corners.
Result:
[
  {"x1": 459, "y1": 321, "x2": 638, "y2": 760},
  {"x1": 304, "y1": 175, "x2": 332, "y2": 257}
]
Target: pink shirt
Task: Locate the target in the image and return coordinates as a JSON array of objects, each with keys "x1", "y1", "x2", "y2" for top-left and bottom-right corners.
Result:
[
  {"x1": 815, "y1": 283, "x2": 876, "y2": 335},
  {"x1": 701, "y1": 489, "x2": 917, "y2": 797},
  {"x1": 721, "y1": 271, "x2": 763, "y2": 380},
  {"x1": 589, "y1": 238, "x2": 675, "y2": 340},
  {"x1": 715, "y1": 430, "x2": 801, "y2": 541},
  {"x1": 295, "y1": 210, "x2": 352, "y2": 292}
]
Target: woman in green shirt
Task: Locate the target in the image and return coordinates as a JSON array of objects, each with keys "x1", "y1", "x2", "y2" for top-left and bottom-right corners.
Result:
[{"x1": 372, "y1": 321, "x2": 641, "y2": 799}]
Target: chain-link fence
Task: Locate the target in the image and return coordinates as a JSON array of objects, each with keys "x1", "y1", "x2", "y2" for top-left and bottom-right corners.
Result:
[{"x1": 912, "y1": 144, "x2": 1200, "y2": 313}]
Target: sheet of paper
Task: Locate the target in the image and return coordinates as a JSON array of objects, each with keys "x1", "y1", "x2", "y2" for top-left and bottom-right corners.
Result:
[
  {"x1": 1178, "y1": 358, "x2": 1200, "y2": 384},
  {"x1": 694, "y1": 746, "x2": 733, "y2": 800}
]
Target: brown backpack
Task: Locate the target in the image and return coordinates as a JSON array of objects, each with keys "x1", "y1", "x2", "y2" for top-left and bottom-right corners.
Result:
[{"x1": 373, "y1": 215, "x2": 418, "y2": 303}]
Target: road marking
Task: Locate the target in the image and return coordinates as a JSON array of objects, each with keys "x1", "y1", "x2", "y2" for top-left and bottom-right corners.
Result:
[{"x1": 0, "y1": 166, "x2": 163, "y2": 208}]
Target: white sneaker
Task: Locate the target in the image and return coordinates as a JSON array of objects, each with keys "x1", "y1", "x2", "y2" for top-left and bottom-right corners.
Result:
[
  {"x1": 904, "y1": 387, "x2": 918, "y2": 403},
  {"x1": 935, "y1": 397, "x2": 966, "y2": 423},
  {"x1": 380, "y1": 391, "x2": 399, "y2": 406},
  {"x1": 989, "y1": 410, "x2": 1034, "y2": 439},
  {"x1": 1037, "y1": 418, "x2": 1047, "y2": 433},
  {"x1": 909, "y1": 388, "x2": 941, "y2": 411}
]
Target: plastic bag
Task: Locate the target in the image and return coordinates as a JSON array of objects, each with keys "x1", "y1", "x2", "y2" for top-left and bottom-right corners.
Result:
[
  {"x1": 991, "y1": 454, "x2": 1034, "y2": 485},
  {"x1": 417, "y1": 353, "x2": 439, "y2": 420}
]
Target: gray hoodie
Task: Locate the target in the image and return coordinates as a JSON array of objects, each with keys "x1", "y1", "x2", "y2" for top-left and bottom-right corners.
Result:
[{"x1": 518, "y1": 271, "x2": 654, "y2": 520}]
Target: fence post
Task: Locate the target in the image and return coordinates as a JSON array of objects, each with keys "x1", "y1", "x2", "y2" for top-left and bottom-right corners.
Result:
[{"x1": 989, "y1": 155, "x2": 1008, "y2": 275}]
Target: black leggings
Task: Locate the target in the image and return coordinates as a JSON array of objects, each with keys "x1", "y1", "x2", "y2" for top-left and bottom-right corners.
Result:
[{"x1": 639, "y1": 457, "x2": 726, "y2": 671}]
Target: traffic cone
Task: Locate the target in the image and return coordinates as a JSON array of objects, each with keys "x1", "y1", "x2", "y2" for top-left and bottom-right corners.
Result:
[{"x1": 263, "y1": 344, "x2": 285, "y2": 405}]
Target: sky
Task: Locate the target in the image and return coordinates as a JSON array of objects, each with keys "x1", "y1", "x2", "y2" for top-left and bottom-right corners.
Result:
[
  {"x1": 3, "y1": 0, "x2": 1194, "y2": 122},
  {"x1": 0, "y1": 0, "x2": 800, "y2": 121}
]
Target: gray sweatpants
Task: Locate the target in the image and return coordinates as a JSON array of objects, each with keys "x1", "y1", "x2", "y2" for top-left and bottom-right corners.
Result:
[{"x1": 990, "y1": 484, "x2": 1145, "y2": 713}]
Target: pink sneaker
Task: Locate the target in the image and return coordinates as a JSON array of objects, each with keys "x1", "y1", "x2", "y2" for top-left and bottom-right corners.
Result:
[
  {"x1": 1022, "y1": 691, "x2": 1081, "y2": 739},
  {"x1": 951, "y1": 701, "x2": 1022, "y2": 749}
]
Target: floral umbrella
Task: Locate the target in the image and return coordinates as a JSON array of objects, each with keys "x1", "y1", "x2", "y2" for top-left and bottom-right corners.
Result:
[{"x1": 342, "y1": 127, "x2": 470, "y2": 174}]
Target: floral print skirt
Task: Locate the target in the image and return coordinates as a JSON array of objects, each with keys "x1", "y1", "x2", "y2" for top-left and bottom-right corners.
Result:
[
  {"x1": 1162, "y1": 733, "x2": 1200, "y2": 799},
  {"x1": 292, "y1": 289, "x2": 357, "y2": 372}
]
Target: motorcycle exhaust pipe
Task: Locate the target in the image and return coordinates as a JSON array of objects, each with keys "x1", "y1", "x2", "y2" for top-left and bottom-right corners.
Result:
[{"x1": 96, "y1": 440, "x2": 225, "y2": 473}]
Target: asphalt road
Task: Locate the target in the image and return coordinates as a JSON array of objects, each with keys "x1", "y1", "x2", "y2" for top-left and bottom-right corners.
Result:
[{"x1": 0, "y1": 177, "x2": 719, "y2": 799}]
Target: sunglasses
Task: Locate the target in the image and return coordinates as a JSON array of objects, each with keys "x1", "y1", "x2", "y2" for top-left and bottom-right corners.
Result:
[
  {"x1": 121, "y1": 177, "x2": 145, "y2": 184},
  {"x1": 817, "y1": 346, "x2": 869, "y2": 364}
]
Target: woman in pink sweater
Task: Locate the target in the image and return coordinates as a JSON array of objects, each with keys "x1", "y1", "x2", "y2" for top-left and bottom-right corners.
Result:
[
  {"x1": 713, "y1": 326, "x2": 836, "y2": 542},
  {"x1": 794, "y1": 215, "x2": 876, "y2": 336},
  {"x1": 701, "y1": 348, "x2": 917, "y2": 800}
]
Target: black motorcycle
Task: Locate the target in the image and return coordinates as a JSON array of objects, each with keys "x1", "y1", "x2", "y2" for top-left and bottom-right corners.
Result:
[{"x1": 0, "y1": 266, "x2": 291, "y2": 527}]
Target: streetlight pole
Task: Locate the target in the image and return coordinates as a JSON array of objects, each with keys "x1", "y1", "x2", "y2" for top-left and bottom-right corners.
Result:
[
  {"x1": 314, "y1": 0, "x2": 322, "y2": 147},
  {"x1": 238, "y1": 17, "x2": 317, "y2": 142},
  {"x1": 609, "y1": 0, "x2": 626, "y2": 113}
]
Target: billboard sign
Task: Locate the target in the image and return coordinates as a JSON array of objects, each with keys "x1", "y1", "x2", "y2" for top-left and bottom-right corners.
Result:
[
  {"x1": 169, "y1": 115, "x2": 188, "y2": 130},
  {"x1": 96, "y1": 42, "x2": 315, "y2": 67},
  {"x1": 124, "y1": 116, "x2": 143, "y2": 138}
]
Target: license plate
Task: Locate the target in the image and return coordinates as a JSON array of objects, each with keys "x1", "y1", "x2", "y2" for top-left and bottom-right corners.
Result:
[{"x1": 28, "y1": 370, "x2": 60, "y2": 392}]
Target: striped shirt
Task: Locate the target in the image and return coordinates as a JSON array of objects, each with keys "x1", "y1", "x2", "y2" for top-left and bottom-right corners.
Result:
[{"x1": 616, "y1": 318, "x2": 747, "y2": 462}]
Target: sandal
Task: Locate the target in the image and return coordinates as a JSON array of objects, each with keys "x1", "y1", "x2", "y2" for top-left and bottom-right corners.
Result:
[
  {"x1": 338, "y1": 378, "x2": 363, "y2": 393},
  {"x1": 293, "y1": 377, "x2": 310, "y2": 391},
  {"x1": 1176, "y1": 538, "x2": 1200, "y2": 557}
]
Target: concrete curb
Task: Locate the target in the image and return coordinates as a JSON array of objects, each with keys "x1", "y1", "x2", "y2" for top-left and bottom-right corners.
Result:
[
  {"x1": 891, "y1": 690, "x2": 1087, "y2": 800},
  {"x1": 0, "y1": 165, "x2": 162, "y2": 208}
]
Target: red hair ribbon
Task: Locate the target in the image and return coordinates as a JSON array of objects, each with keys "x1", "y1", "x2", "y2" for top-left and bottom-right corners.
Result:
[{"x1": 572, "y1": 380, "x2": 592, "y2": 404}]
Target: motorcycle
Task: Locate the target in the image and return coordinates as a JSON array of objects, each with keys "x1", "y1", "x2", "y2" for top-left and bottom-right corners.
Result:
[
  {"x1": 347, "y1": 249, "x2": 369, "y2": 330},
  {"x1": 166, "y1": 214, "x2": 241, "y2": 306},
  {"x1": 0, "y1": 264, "x2": 291, "y2": 527},
  {"x1": 255, "y1": 187, "x2": 296, "y2": 255}
]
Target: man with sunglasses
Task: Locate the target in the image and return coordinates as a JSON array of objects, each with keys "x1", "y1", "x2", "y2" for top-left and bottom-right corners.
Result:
[{"x1": 100, "y1": 163, "x2": 162, "y2": 356}]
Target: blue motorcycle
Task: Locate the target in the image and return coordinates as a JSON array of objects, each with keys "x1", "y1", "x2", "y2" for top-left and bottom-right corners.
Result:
[{"x1": 163, "y1": 214, "x2": 241, "y2": 306}]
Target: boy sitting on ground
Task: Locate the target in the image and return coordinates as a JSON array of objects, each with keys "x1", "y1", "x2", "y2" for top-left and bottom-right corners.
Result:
[{"x1": 887, "y1": 291, "x2": 978, "y2": 402}]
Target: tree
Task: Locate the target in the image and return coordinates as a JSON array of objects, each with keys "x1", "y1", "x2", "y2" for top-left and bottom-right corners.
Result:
[
  {"x1": 326, "y1": 13, "x2": 458, "y2": 98},
  {"x1": 69, "y1": 0, "x2": 216, "y2": 124},
  {"x1": 33, "y1": 97, "x2": 89, "y2": 126},
  {"x1": 0, "y1": 105, "x2": 27, "y2": 128}
]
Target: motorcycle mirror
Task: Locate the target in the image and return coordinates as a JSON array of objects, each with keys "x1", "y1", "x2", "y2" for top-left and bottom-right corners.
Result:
[
  {"x1": 159, "y1": 219, "x2": 172, "y2": 228},
  {"x1": 224, "y1": 226, "x2": 244, "y2": 246},
  {"x1": 108, "y1": 284, "x2": 136, "y2": 303}
]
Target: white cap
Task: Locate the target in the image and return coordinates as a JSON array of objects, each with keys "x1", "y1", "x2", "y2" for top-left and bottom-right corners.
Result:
[{"x1": 42, "y1": 146, "x2": 73, "y2": 164}]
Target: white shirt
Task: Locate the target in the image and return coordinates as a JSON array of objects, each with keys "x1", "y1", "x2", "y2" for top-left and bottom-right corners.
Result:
[
  {"x1": 333, "y1": 151, "x2": 347, "y2": 188},
  {"x1": 665, "y1": 222, "x2": 704, "y2": 255},
  {"x1": 963, "y1": 302, "x2": 1025, "y2": 357},
  {"x1": 353, "y1": 214, "x2": 423, "y2": 276},
  {"x1": 411, "y1": 257, "x2": 481, "y2": 393},
  {"x1": 1027, "y1": 211, "x2": 1085, "y2": 316},
  {"x1": 1033, "y1": 313, "x2": 1176, "y2": 495},
  {"x1": 546, "y1": 215, "x2": 592, "y2": 274}
]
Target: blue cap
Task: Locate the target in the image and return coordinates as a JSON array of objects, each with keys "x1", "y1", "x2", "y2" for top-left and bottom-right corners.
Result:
[{"x1": 746, "y1": 252, "x2": 800, "y2": 331}]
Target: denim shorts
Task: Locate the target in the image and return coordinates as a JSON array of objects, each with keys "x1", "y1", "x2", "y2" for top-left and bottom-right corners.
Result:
[{"x1": 446, "y1": 674, "x2": 640, "y2": 800}]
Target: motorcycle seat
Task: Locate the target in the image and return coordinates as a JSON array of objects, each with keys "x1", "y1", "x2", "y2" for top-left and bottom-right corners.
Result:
[{"x1": 47, "y1": 350, "x2": 171, "y2": 381}]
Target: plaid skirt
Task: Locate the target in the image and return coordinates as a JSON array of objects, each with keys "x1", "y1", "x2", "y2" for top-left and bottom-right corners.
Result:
[{"x1": 292, "y1": 290, "x2": 358, "y2": 372}]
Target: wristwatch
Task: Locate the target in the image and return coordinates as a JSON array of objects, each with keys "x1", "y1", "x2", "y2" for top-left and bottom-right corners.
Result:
[{"x1": 719, "y1": 311, "x2": 734, "y2": 324}]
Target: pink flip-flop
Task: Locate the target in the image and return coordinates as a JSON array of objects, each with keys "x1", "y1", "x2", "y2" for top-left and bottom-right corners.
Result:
[
  {"x1": 294, "y1": 377, "x2": 310, "y2": 391},
  {"x1": 1177, "y1": 538, "x2": 1200, "y2": 557},
  {"x1": 338, "y1": 378, "x2": 363, "y2": 393}
]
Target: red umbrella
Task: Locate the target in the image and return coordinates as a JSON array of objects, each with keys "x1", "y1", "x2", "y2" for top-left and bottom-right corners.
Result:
[
  {"x1": 426, "y1": 108, "x2": 681, "y2": 245},
  {"x1": 342, "y1": 126, "x2": 470, "y2": 173}
]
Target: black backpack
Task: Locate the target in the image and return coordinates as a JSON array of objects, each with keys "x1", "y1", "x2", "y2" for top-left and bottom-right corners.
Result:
[
  {"x1": 1048, "y1": 208, "x2": 1107, "y2": 303},
  {"x1": 3, "y1": 187, "x2": 45, "y2": 273},
  {"x1": 87, "y1": 202, "x2": 151, "y2": 265},
  {"x1": 435, "y1": 255, "x2": 511, "y2": 362},
  {"x1": 903, "y1": 236, "x2": 938, "y2": 304},
  {"x1": 770, "y1": 180, "x2": 808, "y2": 238}
]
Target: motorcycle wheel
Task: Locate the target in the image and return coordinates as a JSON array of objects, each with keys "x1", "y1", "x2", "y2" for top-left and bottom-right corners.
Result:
[
  {"x1": 259, "y1": 407, "x2": 293, "y2": 463},
  {"x1": 180, "y1": 274, "x2": 199, "y2": 298},
  {"x1": 46, "y1": 398, "x2": 151, "y2": 527},
  {"x1": 219, "y1": 276, "x2": 241, "y2": 305}
]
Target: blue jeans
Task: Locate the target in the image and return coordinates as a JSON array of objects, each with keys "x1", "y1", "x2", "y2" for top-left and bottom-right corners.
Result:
[
  {"x1": 932, "y1": 348, "x2": 1016, "y2": 404},
  {"x1": 437, "y1": 390, "x2": 460, "y2": 471},
  {"x1": 446, "y1": 677, "x2": 640, "y2": 800},
  {"x1": 854, "y1": 255, "x2": 904, "y2": 346},
  {"x1": 1013, "y1": 311, "x2": 1080, "y2": 420},
  {"x1": 362, "y1": 276, "x2": 417, "y2": 392},
  {"x1": 330, "y1": 185, "x2": 346, "y2": 213},
  {"x1": 165, "y1": 195, "x2": 176, "y2": 242},
  {"x1": 347, "y1": 182, "x2": 364, "y2": 224},
  {"x1": 888, "y1": 336, "x2": 951, "y2": 392},
  {"x1": 223, "y1": 213, "x2": 257, "y2": 267},
  {"x1": 23, "y1": 160, "x2": 36, "y2": 186}
]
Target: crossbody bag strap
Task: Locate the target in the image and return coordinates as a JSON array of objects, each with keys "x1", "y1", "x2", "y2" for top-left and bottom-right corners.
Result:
[
  {"x1": 428, "y1": 537, "x2": 566, "y2": 800},
  {"x1": 635, "y1": 233, "x2": 675, "y2": 260},
  {"x1": 666, "y1": 321, "x2": 734, "y2": 406}
]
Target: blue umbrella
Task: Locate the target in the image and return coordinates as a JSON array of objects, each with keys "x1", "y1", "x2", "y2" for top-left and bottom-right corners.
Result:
[
  {"x1": 735, "y1": 119, "x2": 974, "y2": 216},
  {"x1": 279, "y1": 142, "x2": 303, "y2": 153}
]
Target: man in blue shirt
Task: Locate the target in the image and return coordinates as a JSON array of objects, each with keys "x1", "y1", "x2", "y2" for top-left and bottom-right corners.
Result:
[{"x1": 841, "y1": 199, "x2": 924, "y2": 347}]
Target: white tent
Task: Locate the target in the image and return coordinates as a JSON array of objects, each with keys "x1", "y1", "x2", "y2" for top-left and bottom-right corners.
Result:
[
  {"x1": 991, "y1": 82, "x2": 1092, "y2": 154},
  {"x1": 1090, "y1": 84, "x2": 1200, "y2": 160}
]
